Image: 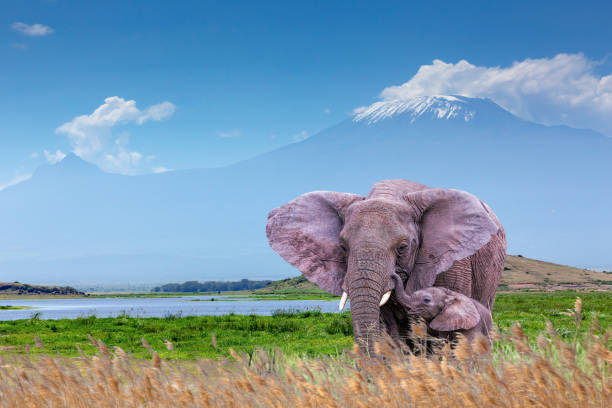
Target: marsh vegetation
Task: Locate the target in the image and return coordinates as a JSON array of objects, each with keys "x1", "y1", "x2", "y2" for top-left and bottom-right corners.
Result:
[
  {"x1": 0, "y1": 292, "x2": 609, "y2": 360},
  {"x1": 0, "y1": 296, "x2": 609, "y2": 407}
]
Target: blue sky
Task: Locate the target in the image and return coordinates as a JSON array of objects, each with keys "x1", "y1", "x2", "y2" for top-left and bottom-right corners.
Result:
[{"x1": 2, "y1": 0, "x2": 612, "y2": 187}]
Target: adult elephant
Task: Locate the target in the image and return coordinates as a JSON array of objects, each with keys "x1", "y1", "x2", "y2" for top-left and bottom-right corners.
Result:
[{"x1": 266, "y1": 179, "x2": 506, "y2": 352}]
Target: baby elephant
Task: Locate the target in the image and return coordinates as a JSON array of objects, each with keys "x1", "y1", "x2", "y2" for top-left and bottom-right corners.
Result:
[{"x1": 393, "y1": 276, "x2": 493, "y2": 343}]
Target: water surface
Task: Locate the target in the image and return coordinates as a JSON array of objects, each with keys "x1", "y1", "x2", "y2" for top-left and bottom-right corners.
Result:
[{"x1": 0, "y1": 296, "x2": 346, "y2": 320}]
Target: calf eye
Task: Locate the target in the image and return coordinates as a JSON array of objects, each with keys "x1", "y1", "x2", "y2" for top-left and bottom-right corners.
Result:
[
  {"x1": 424, "y1": 298, "x2": 431, "y2": 303},
  {"x1": 397, "y1": 244, "x2": 408, "y2": 254}
]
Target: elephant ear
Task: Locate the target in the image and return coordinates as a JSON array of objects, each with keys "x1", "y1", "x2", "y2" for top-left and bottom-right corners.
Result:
[
  {"x1": 266, "y1": 191, "x2": 364, "y2": 295},
  {"x1": 430, "y1": 292, "x2": 480, "y2": 332},
  {"x1": 404, "y1": 188, "x2": 499, "y2": 293}
]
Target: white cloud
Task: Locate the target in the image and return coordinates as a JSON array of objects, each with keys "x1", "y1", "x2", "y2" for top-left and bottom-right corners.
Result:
[
  {"x1": 55, "y1": 96, "x2": 175, "y2": 174},
  {"x1": 29, "y1": 152, "x2": 40, "y2": 159},
  {"x1": 365, "y1": 53, "x2": 612, "y2": 136},
  {"x1": 11, "y1": 22, "x2": 54, "y2": 36},
  {"x1": 292, "y1": 130, "x2": 309, "y2": 142},
  {"x1": 324, "y1": 108, "x2": 331, "y2": 114},
  {"x1": 43, "y1": 149, "x2": 66, "y2": 164},
  {"x1": 217, "y1": 130, "x2": 241, "y2": 138},
  {"x1": 0, "y1": 173, "x2": 32, "y2": 191},
  {"x1": 153, "y1": 167, "x2": 171, "y2": 174},
  {"x1": 10, "y1": 43, "x2": 28, "y2": 50},
  {"x1": 138, "y1": 101, "x2": 176, "y2": 124}
]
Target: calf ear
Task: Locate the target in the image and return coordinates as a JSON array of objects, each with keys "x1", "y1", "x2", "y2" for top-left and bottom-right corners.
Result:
[{"x1": 430, "y1": 294, "x2": 480, "y2": 332}]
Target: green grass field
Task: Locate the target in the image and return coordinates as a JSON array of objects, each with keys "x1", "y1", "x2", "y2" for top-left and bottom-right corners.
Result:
[{"x1": 0, "y1": 291, "x2": 609, "y2": 360}]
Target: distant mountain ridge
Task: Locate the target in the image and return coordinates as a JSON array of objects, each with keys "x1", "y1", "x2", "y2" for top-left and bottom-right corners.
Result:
[
  {"x1": 33, "y1": 153, "x2": 104, "y2": 177},
  {"x1": 1, "y1": 95, "x2": 610, "y2": 284}
]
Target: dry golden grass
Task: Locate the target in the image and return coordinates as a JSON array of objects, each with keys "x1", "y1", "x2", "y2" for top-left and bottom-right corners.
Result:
[{"x1": 0, "y1": 299, "x2": 610, "y2": 407}]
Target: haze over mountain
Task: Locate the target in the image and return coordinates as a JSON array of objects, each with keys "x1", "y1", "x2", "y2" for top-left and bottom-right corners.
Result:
[{"x1": 1, "y1": 95, "x2": 610, "y2": 284}]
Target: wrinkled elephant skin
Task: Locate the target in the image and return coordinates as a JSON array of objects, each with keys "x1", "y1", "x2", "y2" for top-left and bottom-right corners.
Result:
[{"x1": 266, "y1": 179, "x2": 506, "y2": 352}]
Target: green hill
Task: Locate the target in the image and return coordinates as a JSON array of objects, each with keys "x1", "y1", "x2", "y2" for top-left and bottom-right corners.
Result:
[{"x1": 255, "y1": 276, "x2": 329, "y2": 295}]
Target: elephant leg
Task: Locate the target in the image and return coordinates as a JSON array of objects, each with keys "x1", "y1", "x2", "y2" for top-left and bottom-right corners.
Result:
[
  {"x1": 379, "y1": 305, "x2": 401, "y2": 345},
  {"x1": 379, "y1": 297, "x2": 420, "y2": 353},
  {"x1": 382, "y1": 295, "x2": 416, "y2": 351},
  {"x1": 434, "y1": 257, "x2": 472, "y2": 297}
]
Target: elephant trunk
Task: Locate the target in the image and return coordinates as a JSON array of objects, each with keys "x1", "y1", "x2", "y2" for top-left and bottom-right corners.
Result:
[
  {"x1": 349, "y1": 280, "x2": 381, "y2": 353},
  {"x1": 391, "y1": 272, "x2": 412, "y2": 308},
  {"x1": 346, "y1": 245, "x2": 393, "y2": 355}
]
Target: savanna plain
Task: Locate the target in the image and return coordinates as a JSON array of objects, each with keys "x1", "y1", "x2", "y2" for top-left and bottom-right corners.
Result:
[{"x1": 0, "y1": 290, "x2": 611, "y2": 407}]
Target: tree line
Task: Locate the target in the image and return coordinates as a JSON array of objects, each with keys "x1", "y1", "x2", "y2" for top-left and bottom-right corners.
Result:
[{"x1": 152, "y1": 279, "x2": 273, "y2": 293}]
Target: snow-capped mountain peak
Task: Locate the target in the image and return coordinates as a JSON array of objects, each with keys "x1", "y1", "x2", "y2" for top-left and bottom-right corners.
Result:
[{"x1": 352, "y1": 95, "x2": 478, "y2": 124}]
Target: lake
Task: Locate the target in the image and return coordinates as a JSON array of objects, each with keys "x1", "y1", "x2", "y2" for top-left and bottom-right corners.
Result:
[{"x1": 0, "y1": 295, "x2": 347, "y2": 320}]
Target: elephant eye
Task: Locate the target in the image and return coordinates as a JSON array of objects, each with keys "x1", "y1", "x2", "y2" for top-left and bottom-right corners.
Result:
[
  {"x1": 339, "y1": 243, "x2": 347, "y2": 253},
  {"x1": 397, "y1": 244, "x2": 408, "y2": 255},
  {"x1": 423, "y1": 298, "x2": 431, "y2": 303}
]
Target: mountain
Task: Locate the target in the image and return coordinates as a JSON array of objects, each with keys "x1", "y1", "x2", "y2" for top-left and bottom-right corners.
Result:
[
  {"x1": 353, "y1": 95, "x2": 482, "y2": 123},
  {"x1": 1, "y1": 95, "x2": 611, "y2": 284}
]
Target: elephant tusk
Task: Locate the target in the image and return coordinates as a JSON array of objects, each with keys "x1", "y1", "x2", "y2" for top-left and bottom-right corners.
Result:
[
  {"x1": 380, "y1": 291, "x2": 392, "y2": 306},
  {"x1": 339, "y1": 291, "x2": 348, "y2": 311}
]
